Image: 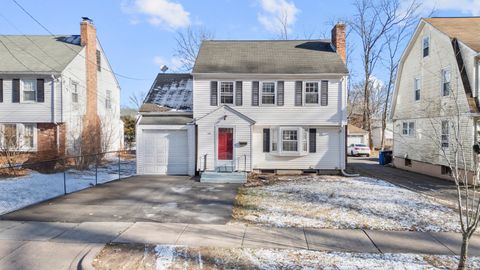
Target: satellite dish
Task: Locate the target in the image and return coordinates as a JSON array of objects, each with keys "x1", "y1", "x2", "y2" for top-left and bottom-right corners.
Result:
[{"x1": 160, "y1": 65, "x2": 169, "y2": 73}]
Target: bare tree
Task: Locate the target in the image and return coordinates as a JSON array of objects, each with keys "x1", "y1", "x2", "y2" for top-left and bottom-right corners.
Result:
[
  {"x1": 174, "y1": 26, "x2": 214, "y2": 71},
  {"x1": 379, "y1": 1, "x2": 424, "y2": 149},
  {"x1": 350, "y1": 0, "x2": 419, "y2": 148},
  {"x1": 276, "y1": 10, "x2": 290, "y2": 40},
  {"x1": 129, "y1": 90, "x2": 146, "y2": 110},
  {"x1": 0, "y1": 124, "x2": 25, "y2": 176}
]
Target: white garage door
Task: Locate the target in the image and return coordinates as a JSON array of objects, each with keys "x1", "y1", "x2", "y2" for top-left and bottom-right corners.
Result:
[
  {"x1": 348, "y1": 135, "x2": 365, "y2": 145},
  {"x1": 142, "y1": 129, "x2": 189, "y2": 175}
]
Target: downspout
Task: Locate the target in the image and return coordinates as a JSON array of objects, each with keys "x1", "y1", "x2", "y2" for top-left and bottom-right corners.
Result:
[{"x1": 340, "y1": 76, "x2": 359, "y2": 177}]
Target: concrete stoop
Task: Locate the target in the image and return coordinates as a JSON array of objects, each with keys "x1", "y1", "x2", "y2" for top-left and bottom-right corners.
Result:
[{"x1": 200, "y1": 171, "x2": 247, "y2": 183}]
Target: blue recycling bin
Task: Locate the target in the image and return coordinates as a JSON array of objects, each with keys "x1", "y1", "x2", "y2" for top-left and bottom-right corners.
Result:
[{"x1": 379, "y1": 151, "x2": 386, "y2": 165}]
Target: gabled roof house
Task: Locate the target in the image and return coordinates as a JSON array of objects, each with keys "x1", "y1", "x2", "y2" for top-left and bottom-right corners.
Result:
[
  {"x1": 391, "y1": 17, "x2": 480, "y2": 181},
  {"x1": 136, "y1": 23, "x2": 349, "y2": 181}
]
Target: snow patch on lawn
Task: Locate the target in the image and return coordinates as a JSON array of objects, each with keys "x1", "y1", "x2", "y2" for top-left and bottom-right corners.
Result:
[
  {"x1": 0, "y1": 159, "x2": 136, "y2": 215},
  {"x1": 151, "y1": 245, "x2": 480, "y2": 269},
  {"x1": 234, "y1": 175, "x2": 461, "y2": 232}
]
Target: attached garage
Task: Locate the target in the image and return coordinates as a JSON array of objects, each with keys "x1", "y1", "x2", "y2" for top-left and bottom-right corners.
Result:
[{"x1": 136, "y1": 112, "x2": 195, "y2": 176}]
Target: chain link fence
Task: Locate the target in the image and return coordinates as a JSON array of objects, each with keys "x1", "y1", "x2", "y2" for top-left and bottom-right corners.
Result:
[{"x1": 0, "y1": 151, "x2": 136, "y2": 215}]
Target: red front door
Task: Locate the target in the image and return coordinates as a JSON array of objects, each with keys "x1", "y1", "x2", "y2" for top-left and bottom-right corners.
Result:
[{"x1": 218, "y1": 128, "x2": 234, "y2": 160}]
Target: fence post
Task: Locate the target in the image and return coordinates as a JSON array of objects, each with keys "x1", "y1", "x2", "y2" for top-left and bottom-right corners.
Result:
[
  {"x1": 118, "y1": 151, "x2": 121, "y2": 180},
  {"x1": 63, "y1": 159, "x2": 67, "y2": 195},
  {"x1": 95, "y1": 154, "x2": 98, "y2": 186}
]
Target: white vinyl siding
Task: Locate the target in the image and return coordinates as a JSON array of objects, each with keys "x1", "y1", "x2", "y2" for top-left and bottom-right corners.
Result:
[
  {"x1": 253, "y1": 126, "x2": 345, "y2": 170},
  {"x1": 193, "y1": 79, "x2": 345, "y2": 126}
]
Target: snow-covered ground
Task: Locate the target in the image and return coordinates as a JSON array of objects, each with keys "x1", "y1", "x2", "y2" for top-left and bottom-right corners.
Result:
[
  {"x1": 153, "y1": 246, "x2": 480, "y2": 270},
  {"x1": 0, "y1": 158, "x2": 136, "y2": 215},
  {"x1": 233, "y1": 175, "x2": 461, "y2": 232}
]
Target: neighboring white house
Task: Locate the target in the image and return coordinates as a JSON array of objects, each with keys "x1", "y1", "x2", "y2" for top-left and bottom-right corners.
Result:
[
  {"x1": 347, "y1": 124, "x2": 369, "y2": 146},
  {"x1": 370, "y1": 119, "x2": 393, "y2": 149},
  {"x1": 391, "y1": 17, "x2": 480, "y2": 181},
  {"x1": 0, "y1": 18, "x2": 123, "y2": 160},
  {"x1": 136, "y1": 23, "x2": 349, "y2": 178}
]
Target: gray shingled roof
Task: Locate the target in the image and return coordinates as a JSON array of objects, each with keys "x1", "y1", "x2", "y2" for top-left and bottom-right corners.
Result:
[
  {"x1": 0, "y1": 35, "x2": 82, "y2": 74},
  {"x1": 193, "y1": 40, "x2": 348, "y2": 74},
  {"x1": 143, "y1": 73, "x2": 193, "y2": 112}
]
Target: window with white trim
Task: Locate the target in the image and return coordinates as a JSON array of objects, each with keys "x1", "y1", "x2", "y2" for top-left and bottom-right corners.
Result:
[
  {"x1": 422, "y1": 36, "x2": 429, "y2": 57},
  {"x1": 305, "y1": 82, "x2": 319, "y2": 104},
  {"x1": 414, "y1": 78, "x2": 421, "y2": 101},
  {"x1": 442, "y1": 68, "x2": 451, "y2": 96},
  {"x1": 220, "y1": 82, "x2": 234, "y2": 104},
  {"x1": 261, "y1": 82, "x2": 275, "y2": 105},
  {"x1": 402, "y1": 122, "x2": 415, "y2": 136},
  {"x1": 22, "y1": 79, "x2": 36, "y2": 102},
  {"x1": 105, "y1": 90, "x2": 112, "y2": 109},
  {"x1": 23, "y1": 124, "x2": 35, "y2": 149},
  {"x1": 441, "y1": 120, "x2": 449, "y2": 148},
  {"x1": 282, "y1": 129, "x2": 298, "y2": 152},
  {"x1": 71, "y1": 81, "x2": 78, "y2": 103}
]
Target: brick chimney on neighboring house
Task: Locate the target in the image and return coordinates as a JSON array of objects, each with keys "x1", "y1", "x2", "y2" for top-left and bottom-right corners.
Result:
[
  {"x1": 331, "y1": 22, "x2": 346, "y2": 64},
  {"x1": 80, "y1": 17, "x2": 101, "y2": 154}
]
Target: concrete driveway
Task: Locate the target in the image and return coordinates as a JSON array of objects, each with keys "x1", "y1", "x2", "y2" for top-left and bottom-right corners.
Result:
[{"x1": 0, "y1": 175, "x2": 240, "y2": 224}]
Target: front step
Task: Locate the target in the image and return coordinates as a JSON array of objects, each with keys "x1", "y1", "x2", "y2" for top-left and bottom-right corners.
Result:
[{"x1": 200, "y1": 171, "x2": 247, "y2": 183}]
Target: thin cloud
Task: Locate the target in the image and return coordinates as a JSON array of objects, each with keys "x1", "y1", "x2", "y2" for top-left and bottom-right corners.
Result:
[
  {"x1": 402, "y1": 0, "x2": 480, "y2": 16},
  {"x1": 257, "y1": 0, "x2": 300, "y2": 35},
  {"x1": 122, "y1": 0, "x2": 190, "y2": 29}
]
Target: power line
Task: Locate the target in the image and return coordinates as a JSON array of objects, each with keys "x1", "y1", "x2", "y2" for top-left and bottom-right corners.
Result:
[{"x1": 10, "y1": 0, "x2": 149, "y2": 81}]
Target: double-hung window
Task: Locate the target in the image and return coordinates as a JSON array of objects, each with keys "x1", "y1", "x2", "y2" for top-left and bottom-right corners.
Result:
[
  {"x1": 305, "y1": 82, "x2": 319, "y2": 104},
  {"x1": 22, "y1": 79, "x2": 36, "y2": 102},
  {"x1": 402, "y1": 122, "x2": 415, "y2": 136},
  {"x1": 220, "y1": 82, "x2": 234, "y2": 105},
  {"x1": 414, "y1": 78, "x2": 421, "y2": 101},
  {"x1": 71, "y1": 81, "x2": 79, "y2": 103},
  {"x1": 271, "y1": 128, "x2": 278, "y2": 151},
  {"x1": 23, "y1": 124, "x2": 35, "y2": 149},
  {"x1": 441, "y1": 121, "x2": 449, "y2": 148},
  {"x1": 422, "y1": 36, "x2": 429, "y2": 57},
  {"x1": 282, "y1": 129, "x2": 298, "y2": 152},
  {"x1": 261, "y1": 82, "x2": 275, "y2": 105},
  {"x1": 442, "y1": 68, "x2": 451, "y2": 96},
  {"x1": 105, "y1": 90, "x2": 112, "y2": 109}
]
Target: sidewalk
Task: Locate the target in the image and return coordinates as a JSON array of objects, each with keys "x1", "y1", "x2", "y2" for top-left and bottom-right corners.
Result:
[{"x1": 1, "y1": 221, "x2": 480, "y2": 269}]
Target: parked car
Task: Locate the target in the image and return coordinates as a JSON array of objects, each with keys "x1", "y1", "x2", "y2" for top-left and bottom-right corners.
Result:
[{"x1": 348, "y1": 144, "x2": 371, "y2": 157}]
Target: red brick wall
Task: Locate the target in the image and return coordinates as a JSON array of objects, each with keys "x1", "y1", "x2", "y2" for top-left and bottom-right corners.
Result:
[{"x1": 37, "y1": 123, "x2": 65, "y2": 160}]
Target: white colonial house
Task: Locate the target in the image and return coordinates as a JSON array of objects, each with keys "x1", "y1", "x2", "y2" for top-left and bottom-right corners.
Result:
[
  {"x1": 391, "y1": 17, "x2": 480, "y2": 181},
  {"x1": 0, "y1": 18, "x2": 123, "y2": 160},
  {"x1": 136, "y1": 23, "x2": 348, "y2": 181}
]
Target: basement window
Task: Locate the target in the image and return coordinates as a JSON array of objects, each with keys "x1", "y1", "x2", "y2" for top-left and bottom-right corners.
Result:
[
  {"x1": 405, "y1": 158, "x2": 412, "y2": 167},
  {"x1": 441, "y1": 165, "x2": 452, "y2": 176}
]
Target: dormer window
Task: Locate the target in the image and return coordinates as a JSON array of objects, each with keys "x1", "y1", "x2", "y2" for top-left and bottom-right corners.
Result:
[{"x1": 422, "y1": 36, "x2": 429, "y2": 57}]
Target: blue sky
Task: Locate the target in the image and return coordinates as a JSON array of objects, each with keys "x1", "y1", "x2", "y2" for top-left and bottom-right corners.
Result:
[{"x1": 2, "y1": 0, "x2": 479, "y2": 108}]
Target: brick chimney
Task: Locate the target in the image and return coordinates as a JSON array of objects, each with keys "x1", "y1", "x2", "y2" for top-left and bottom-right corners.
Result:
[
  {"x1": 80, "y1": 17, "x2": 98, "y2": 120},
  {"x1": 331, "y1": 22, "x2": 346, "y2": 64},
  {"x1": 80, "y1": 17, "x2": 101, "y2": 154}
]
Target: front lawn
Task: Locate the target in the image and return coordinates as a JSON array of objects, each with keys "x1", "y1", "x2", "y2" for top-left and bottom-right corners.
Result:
[
  {"x1": 232, "y1": 175, "x2": 460, "y2": 232},
  {"x1": 92, "y1": 243, "x2": 480, "y2": 270}
]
